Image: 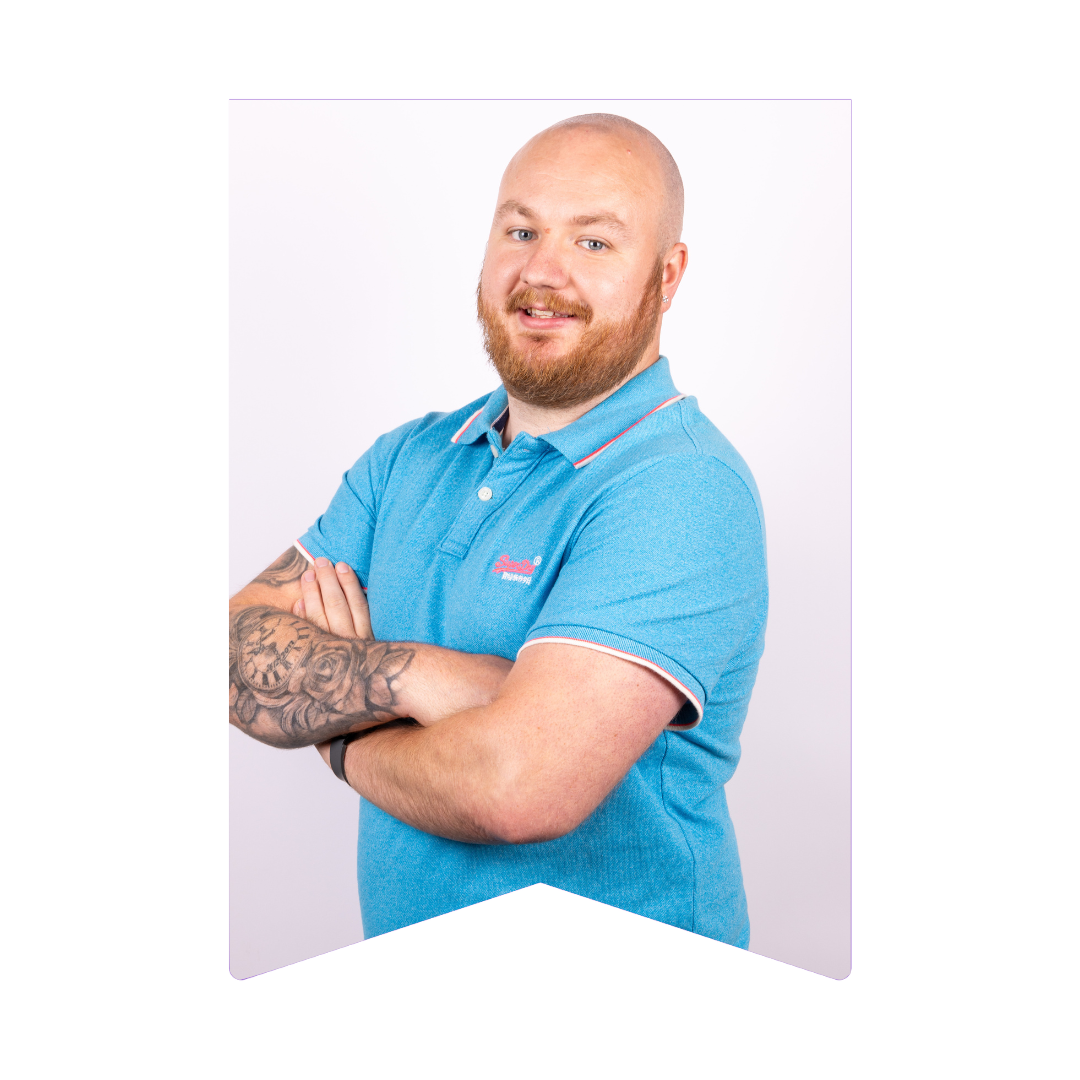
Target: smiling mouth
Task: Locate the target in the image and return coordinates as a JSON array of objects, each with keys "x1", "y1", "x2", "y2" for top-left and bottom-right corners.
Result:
[{"x1": 524, "y1": 308, "x2": 575, "y2": 319}]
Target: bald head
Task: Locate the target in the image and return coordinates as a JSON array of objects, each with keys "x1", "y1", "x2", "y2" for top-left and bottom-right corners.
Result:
[
  {"x1": 510, "y1": 113, "x2": 684, "y2": 254},
  {"x1": 480, "y1": 113, "x2": 690, "y2": 410}
]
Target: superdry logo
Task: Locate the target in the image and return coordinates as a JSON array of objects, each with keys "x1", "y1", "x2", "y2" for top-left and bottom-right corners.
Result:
[{"x1": 493, "y1": 554, "x2": 543, "y2": 584}]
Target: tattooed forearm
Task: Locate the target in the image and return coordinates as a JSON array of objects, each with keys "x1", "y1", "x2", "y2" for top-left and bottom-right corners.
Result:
[
  {"x1": 252, "y1": 546, "x2": 310, "y2": 588},
  {"x1": 229, "y1": 605, "x2": 415, "y2": 748}
]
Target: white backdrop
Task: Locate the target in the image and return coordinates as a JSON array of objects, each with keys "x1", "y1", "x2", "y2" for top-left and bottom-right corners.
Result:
[{"x1": 230, "y1": 99, "x2": 851, "y2": 979}]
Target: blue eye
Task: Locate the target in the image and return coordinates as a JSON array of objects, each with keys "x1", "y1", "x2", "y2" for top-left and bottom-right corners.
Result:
[
  {"x1": 581, "y1": 239, "x2": 606, "y2": 252},
  {"x1": 510, "y1": 229, "x2": 535, "y2": 241}
]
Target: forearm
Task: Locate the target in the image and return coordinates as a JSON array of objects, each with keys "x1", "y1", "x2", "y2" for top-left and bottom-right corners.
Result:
[
  {"x1": 341, "y1": 713, "x2": 509, "y2": 844},
  {"x1": 229, "y1": 603, "x2": 512, "y2": 748},
  {"x1": 229, "y1": 604, "x2": 415, "y2": 747},
  {"x1": 333, "y1": 643, "x2": 688, "y2": 846}
]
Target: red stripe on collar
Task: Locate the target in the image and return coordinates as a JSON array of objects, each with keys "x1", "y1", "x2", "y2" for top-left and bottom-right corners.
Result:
[
  {"x1": 450, "y1": 408, "x2": 484, "y2": 444},
  {"x1": 572, "y1": 395, "x2": 685, "y2": 469}
]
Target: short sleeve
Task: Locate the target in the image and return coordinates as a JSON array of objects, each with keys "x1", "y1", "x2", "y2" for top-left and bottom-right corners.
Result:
[
  {"x1": 297, "y1": 418, "x2": 423, "y2": 586},
  {"x1": 521, "y1": 456, "x2": 768, "y2": 729}
]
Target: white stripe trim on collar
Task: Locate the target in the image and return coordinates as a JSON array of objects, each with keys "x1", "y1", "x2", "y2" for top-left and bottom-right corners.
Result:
[
  {"x1": 572, "y1": 394, "x2": 686, "y2": 469},
  {"x1": 450, "y1": 407, "x2": 484, "y2": 444}
]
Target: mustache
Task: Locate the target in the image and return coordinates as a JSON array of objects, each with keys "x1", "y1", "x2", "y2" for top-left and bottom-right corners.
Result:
[{"x1": 502, "y1": 286, "x2": 593, "y2": 323}]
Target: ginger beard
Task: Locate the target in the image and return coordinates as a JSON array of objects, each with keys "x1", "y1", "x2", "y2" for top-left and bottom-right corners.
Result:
[{"x1": 477, "y1": 258, "x2": 665, "y2": 410}]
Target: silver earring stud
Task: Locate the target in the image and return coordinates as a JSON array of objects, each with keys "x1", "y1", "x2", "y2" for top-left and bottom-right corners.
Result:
[{"x1": 662, "y1": 295, "x2": 669, "y2": 303}]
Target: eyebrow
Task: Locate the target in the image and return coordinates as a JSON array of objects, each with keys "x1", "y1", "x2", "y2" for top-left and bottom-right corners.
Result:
[
  {"x1": 493, "y1": 201, "x2": 631, "y2": 238},
  {"x1": 569, "y1": 213, "x2": 629, "y2": 236},
  {"x1": 493, "y1": 200, "x2": 536, "y2": 222}
]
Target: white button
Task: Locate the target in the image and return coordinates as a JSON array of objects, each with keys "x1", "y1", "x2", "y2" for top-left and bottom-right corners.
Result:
[{"x1": 478, "y1": 486, "x2": 493, "y2": 501}]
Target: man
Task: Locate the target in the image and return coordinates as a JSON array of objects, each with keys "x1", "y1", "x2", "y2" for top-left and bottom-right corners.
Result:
[{"x1": 229, "y1": 113, "x2": 768, "y2": 945}]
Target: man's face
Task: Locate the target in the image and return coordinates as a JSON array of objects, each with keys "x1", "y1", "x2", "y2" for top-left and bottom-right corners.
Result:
[{"x1": 477, "y1": 127, "x2": 668, "y2": 409}]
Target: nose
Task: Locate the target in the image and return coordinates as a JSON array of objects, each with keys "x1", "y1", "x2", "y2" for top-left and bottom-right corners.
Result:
[{"x1": 520, "y1": 237, "x2": 570, "y2": 292}]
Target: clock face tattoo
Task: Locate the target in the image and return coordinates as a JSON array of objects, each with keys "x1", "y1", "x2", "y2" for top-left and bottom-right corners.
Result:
[{"x1": 238, "y1": 613, "x2": 313, "y2": 693}]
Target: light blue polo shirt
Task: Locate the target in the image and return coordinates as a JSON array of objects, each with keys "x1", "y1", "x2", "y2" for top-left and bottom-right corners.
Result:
[{"x1": 298, "y1": 357, "x2": 768, "y2": 945}]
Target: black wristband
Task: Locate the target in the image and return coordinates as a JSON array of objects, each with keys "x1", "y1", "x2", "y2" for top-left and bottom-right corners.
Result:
[{"x1": 329, "y1": 731, "x2": 363, "y2": 782}]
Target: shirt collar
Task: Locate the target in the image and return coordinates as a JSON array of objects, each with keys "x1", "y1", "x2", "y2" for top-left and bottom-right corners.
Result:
[
  {"x1": 540, "y1": 357, "x2": 683, "y2": 468},
  {"x1": 451, "y1": 357, "x2": 683, "y2": 468},
  {"x1": 449, "y1": 385, "x2": 509, "y2": 446}
]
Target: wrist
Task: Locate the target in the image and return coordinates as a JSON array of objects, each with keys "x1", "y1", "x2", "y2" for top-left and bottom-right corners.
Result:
[
  {"x1": 348, "y1": 637, "x2": 417, "y2": 720},
  {"x1": 343, "y1": 727, "x2": 372, "y2": 787},
  {"x1": 329, "y1": 730, "x2": 365, "y2": 782},
  {"x1": 393, "y1": 645, "x2": 512, "y2": 725},
  {"x1": 340, "y1": 719, "x2": 412, "y2": 788}
]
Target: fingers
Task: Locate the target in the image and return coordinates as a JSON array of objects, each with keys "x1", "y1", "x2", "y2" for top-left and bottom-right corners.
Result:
[
  {"x1": 335, "y1": 562, "x2": 373, "y2": 639},
  {"x1": 313, "y1": 557, "x2": 360, "y2": 638},
  {"x1": 298, "y1": 557, "x2": 368, "y2": 638},
  {"x1": 300, "y1": 566, "x2": 329, "y2": 631}
]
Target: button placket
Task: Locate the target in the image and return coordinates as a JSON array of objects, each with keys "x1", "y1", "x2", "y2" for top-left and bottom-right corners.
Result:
[{"x1": 438, "y1": 440, "x2": 546, "y2": 558}]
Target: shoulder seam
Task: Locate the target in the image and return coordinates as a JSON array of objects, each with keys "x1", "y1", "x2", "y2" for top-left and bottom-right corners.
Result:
[{"x1": 678, "y1": 398, "x2": 704, "y2": 454}]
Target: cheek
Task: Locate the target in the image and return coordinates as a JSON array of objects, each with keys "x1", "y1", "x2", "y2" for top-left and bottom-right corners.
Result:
[
  {"x1": 577, "y1": 270, "x2": 635, "y2": 318},
  {"x1": 482, "y1": 248, "x2": 526, "y2": 298}
]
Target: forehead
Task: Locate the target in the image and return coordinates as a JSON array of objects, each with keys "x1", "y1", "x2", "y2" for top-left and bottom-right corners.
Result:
[{"x1": 496, "y1": 127, "x2": 663, "y2": 227}]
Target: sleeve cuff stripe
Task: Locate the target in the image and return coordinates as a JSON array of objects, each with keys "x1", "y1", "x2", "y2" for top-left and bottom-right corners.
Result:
[{"x1": 517, "y1": 636, "x2": 704, "y2": 723}]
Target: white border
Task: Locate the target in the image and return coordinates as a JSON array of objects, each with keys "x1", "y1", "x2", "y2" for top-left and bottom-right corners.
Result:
[{"x1": 6, "y1": 4, "x2": 1074, "y2": 1075}]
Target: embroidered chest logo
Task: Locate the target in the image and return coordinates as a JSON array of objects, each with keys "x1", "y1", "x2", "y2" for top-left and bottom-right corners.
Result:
[{"x1": 493, "y1": 554, "x2": 543, "y2": 584}]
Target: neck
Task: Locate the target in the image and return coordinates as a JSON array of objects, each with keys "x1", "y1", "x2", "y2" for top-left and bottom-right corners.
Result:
[{"x1": 502, "y1": 350, "x2": 662, "y2": 446}]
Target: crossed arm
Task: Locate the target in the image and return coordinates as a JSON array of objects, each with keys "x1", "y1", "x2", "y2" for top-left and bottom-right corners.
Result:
[
  {"x1": 229, "y1": 547, "x2": 685, "y2": 844},
  {"x1": 229, "y1": 547, "x2": 510, "y2": 747}
]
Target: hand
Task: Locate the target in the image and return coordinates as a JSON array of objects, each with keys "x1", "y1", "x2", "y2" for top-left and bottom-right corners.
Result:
[
  {"x1": 298, "y1": 561, "x2": 388, "y2": 775},
  {"x1": 293, "y1": 557, "x2": 373, "y2": 639},
  {"x1": 294, "y1": 555, "x2": 513, "y2": 736}
]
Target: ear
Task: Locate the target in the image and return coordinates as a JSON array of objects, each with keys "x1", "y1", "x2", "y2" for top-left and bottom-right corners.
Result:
[{"x1": 660, "y1": 243, "x2": 689, "y2": 309}]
